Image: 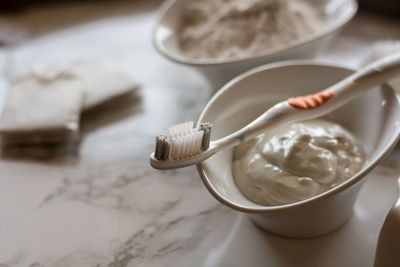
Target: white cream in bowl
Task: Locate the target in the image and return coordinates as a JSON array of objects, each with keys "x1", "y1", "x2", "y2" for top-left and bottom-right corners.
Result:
[{"x1": 233, "y1": 119, "x2": 365, "y2": 206}]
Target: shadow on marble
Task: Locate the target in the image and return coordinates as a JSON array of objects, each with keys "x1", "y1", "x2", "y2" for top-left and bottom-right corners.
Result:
[
  {"x1": 256, "y1": 221, "x2": 350, "y2": 267},
  {"x1": 0, "y1": 141, "x2": 79, "y2": 163},
  {"x1": 204, "y1": 213, "x2": 371, "y2": 267}
]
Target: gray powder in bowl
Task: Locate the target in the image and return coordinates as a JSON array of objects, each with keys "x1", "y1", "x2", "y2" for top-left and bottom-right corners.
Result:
[{"x1": 178, "y1": 0, "x2": 325, "y2": 60}]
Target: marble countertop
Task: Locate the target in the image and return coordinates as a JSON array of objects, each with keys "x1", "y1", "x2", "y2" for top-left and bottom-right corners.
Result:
[{"x1": 0, "y1": 1, "x2": 399, "y2": 266}]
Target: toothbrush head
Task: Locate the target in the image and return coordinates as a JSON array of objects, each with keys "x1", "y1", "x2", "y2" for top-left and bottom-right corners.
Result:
[{"x1": 150, "y1": 121, "x2": 212, "y2": 169}]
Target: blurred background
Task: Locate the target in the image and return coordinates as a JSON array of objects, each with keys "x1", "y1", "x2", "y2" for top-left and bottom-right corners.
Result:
[
  {"x1": 0, "y1": 0, "x2": 398, "y2": 13},
  {"x1": 0, "y1": 0, "x2": 399, "y2": 14}
]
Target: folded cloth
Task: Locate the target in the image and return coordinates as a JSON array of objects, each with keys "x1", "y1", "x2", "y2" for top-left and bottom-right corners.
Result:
[
  {"x1": 362, "y1": 40, "x2": 400, "y2": 93},
  {"x1": 0, "y1": 67, "x2": 85, "y2": 145},
  {"x1": 68, "y1": 60, "x2": 140, "y2": 110}
]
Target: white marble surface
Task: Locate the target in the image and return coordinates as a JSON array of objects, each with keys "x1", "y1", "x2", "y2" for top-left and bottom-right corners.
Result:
[{"x1": 0, "y1": 1, "x2": 399, "y2": 266}]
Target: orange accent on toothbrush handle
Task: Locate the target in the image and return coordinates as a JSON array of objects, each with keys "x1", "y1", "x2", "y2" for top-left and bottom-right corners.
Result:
[{"x1": 288, "y1": 91, "x2": 334, "y2": 110}]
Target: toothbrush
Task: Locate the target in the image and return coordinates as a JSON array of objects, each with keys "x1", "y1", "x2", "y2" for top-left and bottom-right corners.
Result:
[{"x1": 150, "y1": 53, "x2": 400, "y2": 170}]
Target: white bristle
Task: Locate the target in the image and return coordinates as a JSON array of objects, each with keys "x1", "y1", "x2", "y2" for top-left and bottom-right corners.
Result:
[
  {"x1": 161, "y1": 121, "x2": 206, "y2": 160},
  {"x1": 169, "y1": 129, "x2": 204, "y2": 160},
  {"x1": 153, "y1": 121, "x2": 212, "y2": 166},
  {"x1": 166, "y1": 122, "x2": 193, "y2": 138}
]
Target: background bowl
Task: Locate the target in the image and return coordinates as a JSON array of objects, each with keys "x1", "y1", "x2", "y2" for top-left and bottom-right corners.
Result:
[
  {"x1": 153, "y1": 0, "x2": 358, "y2": 89},
  {"x1": 196, "y1": 61, "x2": 400, "y2": 238}
]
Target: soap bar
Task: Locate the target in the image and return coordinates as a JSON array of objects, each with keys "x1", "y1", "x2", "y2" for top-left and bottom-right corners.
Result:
[
  {"x1": 69, "y1": 60, "x2": 139, "y2": 110},
  {"x1": 0, "y1": 68, "x2": 84, "y2": 145},
  {"x1": 0, "y1": 60, "x2": 139, "y2": 146}
]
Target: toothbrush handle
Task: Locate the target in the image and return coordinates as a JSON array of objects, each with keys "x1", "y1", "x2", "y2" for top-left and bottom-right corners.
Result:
[
  {"x1": 212, "y1": 53, "x2": 400, "y2": 150},
  {"x1": 327, "y1": 52, "x2": 400, "y2": 106}
]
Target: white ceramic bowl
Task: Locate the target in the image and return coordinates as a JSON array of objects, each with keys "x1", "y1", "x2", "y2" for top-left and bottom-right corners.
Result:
[
  {"x1": 196, "y1": 61, "x2": 400, "y2": 238},
  {"x1": 153, "y1": 0, "x2": 358, "y2": 88}
]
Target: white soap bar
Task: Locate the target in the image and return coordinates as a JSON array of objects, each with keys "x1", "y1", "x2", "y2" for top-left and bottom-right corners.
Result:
[
  {"x1": 0, "y1": 60, "x2": 139, "y2": 145},
  {"x1": 0, "y1": 68, "x2": 84, "y2": 144},
  {"x1": 68, "y1": 60, "x2": 139, "y2": 110}
]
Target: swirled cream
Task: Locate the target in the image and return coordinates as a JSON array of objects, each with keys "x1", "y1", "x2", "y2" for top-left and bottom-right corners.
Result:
[{"x1": 233, "y1": 119, "x2": 365, "y2": 206}]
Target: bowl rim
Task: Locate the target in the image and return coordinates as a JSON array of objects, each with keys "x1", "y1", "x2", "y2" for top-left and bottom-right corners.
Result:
[
  {"x1": 196, "y1": 60, "x2": 400, "y2": 214},
  {"x1": 152, "y1": 0, "x2": 358, "y2": 67}
]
